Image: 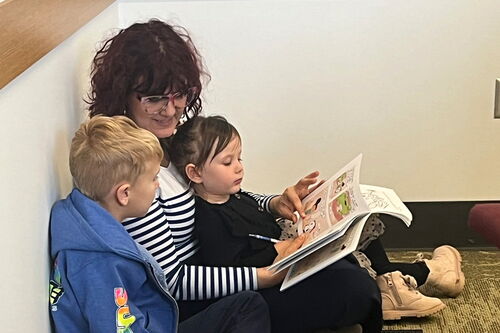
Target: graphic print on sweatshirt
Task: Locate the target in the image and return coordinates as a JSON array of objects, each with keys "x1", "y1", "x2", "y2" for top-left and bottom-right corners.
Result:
[
  {"x1": 115, "y1": 287, "x2": 136, "y2": 333},
  {"x1": 49, "y1": 261, "x2": 65, "y2": 311}
]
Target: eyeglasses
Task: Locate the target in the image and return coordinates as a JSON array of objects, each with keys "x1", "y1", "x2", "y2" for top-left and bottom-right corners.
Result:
[{"x1": 139, "y1": 87, "x2": 197, "y2": 115}]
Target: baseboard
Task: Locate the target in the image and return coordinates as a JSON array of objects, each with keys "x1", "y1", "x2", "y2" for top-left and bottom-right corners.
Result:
[{"x1": 378, "y1": 201, "x2": 500, "y2": 249}]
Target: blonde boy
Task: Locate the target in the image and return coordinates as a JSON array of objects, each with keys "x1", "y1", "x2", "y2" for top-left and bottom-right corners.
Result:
[{"x1": 69, "y1": 115, "x2": 162, "y2": 221}]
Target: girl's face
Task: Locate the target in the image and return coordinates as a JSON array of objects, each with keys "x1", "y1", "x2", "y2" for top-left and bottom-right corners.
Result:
[
  {"x1": 197, "y1": 136, "x2": 244, "y2": 202},
  {"x1": 127, "y1": 88, "x2": 187, "y2": 139}
]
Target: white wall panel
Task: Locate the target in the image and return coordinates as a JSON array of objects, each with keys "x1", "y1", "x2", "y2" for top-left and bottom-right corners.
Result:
[
  {"x1": 0, "y1": 4, "x2": 118, "y2": 332},
  {"x1": 119, "y1": 0, "x2": 500, "y2": 201}
]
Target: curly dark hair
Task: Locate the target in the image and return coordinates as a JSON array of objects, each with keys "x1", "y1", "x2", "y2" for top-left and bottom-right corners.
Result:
[{"x1": 87, "y1": 19, "x2": 208, "y2": 119}]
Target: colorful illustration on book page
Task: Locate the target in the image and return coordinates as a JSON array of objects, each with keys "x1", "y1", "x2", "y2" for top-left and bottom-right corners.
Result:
[
  {"x1": 330, "y1": 169, "x2": 354, "y2": 195},
  {"x1": 328, "y1": 188, "x2": 360, "y2": 225},
  {"x1": 301, "y1": 196, "x2": 327, "y2": 239}
]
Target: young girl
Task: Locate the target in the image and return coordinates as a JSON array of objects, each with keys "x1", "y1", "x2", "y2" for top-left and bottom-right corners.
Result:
[
  {"x1": 168, "y1": 115, "x2": 387, "y2": 332},
  {"x1": 169, "y1": 115, "x2": 463, "y2": 324},
  {"x1": 170, "y1": 115, "x2": 305, "y2": 267}
]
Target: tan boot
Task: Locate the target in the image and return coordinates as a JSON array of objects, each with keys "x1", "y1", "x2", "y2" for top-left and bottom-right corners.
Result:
[
  {"x1": 376, "y1": 271, "x2": 446, "y2": 321},
  {"x1": 417, "y1": 245, "x2": 465, "y2": 298}
]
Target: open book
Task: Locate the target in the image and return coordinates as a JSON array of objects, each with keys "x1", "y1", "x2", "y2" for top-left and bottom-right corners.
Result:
[{"x1": 269, "y1": 154, "x2": 412, "y2": 291}]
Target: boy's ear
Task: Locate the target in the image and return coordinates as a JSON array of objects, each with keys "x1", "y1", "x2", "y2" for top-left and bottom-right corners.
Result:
[
  {"x1": 116, "y1": 183, "x2": 131, "y2": 206},
  {"x1": 185, "y1": 163, "x2": 203, "y2": 184}
]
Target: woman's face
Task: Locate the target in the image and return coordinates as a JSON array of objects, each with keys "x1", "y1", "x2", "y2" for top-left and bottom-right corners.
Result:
[{"x1": 127, "y1": 89, "x2": 186, "y2": 139}]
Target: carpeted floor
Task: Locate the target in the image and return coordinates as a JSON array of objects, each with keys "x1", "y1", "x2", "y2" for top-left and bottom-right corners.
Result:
[{"x1": 382, "y1": 250, "x2": 500, "y2": 333}]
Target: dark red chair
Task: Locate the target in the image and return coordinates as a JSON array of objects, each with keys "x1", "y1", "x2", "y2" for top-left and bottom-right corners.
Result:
[{"x1": 468, "y1": 204, "x2": 500, "y2": 249}]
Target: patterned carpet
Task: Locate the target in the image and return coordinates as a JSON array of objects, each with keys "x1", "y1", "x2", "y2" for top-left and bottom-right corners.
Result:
[{"x1": 382, "y1": 250, "x2": 500, "y2": 333}]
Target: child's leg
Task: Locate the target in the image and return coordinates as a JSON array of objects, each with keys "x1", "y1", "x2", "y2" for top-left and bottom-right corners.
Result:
[
  {"x1": 178, "y1": 291, "x2": 271, "y2": 333},
  {"x1": 363, "y1": 238, "x2": 430, "y2": 286},
  {"x1": 259, "y1": 257, "x2": 383, "y2": 333},
  {"x1": 363, "y1": 238, "x2": 465, "y2": 298}
]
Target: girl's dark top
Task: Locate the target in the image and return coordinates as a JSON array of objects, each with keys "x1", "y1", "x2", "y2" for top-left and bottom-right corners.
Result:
[{"x1": 192, "y1": 191, "x2": 282, "y2": 267}]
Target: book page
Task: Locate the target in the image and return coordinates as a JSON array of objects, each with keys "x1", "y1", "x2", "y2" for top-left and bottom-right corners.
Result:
[
  {"x1": 278, "y1": 185, "x2": 413, "y2": 289},
  {"x1": 270, "y1": 220, "x2": 356, "y2": 273},
  {"x1": 268, "y1": 154, "x2": 370, "y2": 272},
  {"x1": 269, "y1": 160, "x2": 413, "y2": 289},
  {"x1": 280, "y1": 215, "x2": 370, "y2": 291},
  {"x1": 360, "y1": 184, "x2": 412, "y2": 226},
  {"x1": 297, "y1": 154, "x2": 369, "y2": 244}
]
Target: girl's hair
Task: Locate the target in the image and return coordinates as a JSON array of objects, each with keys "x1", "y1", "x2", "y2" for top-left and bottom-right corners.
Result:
[
  {"x1": 87, "y1": 19, "x2": 209, "y2": 120},
  {"x1": 70, "y1": 116, "x2": 163, "y2": 201},
  {"x1": 169, "y1": 115, "x2": 240, "y2": 182}
]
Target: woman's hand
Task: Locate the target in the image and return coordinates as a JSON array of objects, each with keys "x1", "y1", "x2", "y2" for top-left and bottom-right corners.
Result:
[
  {"x1": 273, "y1": 238, "x2": 296, "y2": 257},
  {"x1": 256, "y1": 235, "x2": 306, "y2": 289},
  {"x1": 269, "y1": 171, "x2": 324, "y2": 222}
]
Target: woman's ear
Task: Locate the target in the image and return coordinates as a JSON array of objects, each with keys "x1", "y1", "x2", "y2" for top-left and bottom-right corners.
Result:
[
  {"x1": 185, "y1": 163, "x2": 203, "y2": 184},
  {"x1": 116, "y1": 183, "x2": 131, "y2": 206}
]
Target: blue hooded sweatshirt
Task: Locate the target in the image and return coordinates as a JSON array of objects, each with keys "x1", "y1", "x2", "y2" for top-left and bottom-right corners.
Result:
[{"x1": 49, "y1": 189, "x2": 178, "y2": 333}]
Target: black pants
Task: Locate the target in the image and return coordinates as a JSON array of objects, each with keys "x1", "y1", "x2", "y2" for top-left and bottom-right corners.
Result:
[
  {"x1": 178, "y1": 290, "x2": 271, "y2": 333},
  {"x1": 363, "y1": 238, "x2": 430, "y2": 286},
  {"x1": 179, "y1": 257, "x2": 382, "y2": 333}
]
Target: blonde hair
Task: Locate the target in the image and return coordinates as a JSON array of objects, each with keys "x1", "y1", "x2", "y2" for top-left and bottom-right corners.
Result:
[{"x1": 70, "y1": 115, "x2": 163, "y2": 201}]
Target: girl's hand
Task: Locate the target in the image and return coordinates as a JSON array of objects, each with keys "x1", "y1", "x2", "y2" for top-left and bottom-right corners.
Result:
[
  {"x1": 270, "y1": 171, "x2": 324, "y2": 222},
  {"x1": 256, "y1": 235, "x2": 306, "y2": 288}
]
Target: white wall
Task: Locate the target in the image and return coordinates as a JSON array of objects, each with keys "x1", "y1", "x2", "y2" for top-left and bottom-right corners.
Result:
[
  {"x1": 119, "y1": 0, "x2": 500, "y2": 201},
  {"x1": 0, "y1": 4, "x2": 118, "y2": 332}
]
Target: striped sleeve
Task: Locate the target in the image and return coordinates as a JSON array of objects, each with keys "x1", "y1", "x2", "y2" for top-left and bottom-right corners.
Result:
[
  {"x1": 123, "y1": 196, "x2": 258, "y2": 301},
  {"x1": 174, "y1": 265, "x2": 257, "y2": 301},
  {"x1": 243, "y1": 190, "x2": 279, "y2": 214}
]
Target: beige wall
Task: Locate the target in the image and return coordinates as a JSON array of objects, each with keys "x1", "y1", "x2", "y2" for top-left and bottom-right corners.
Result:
[
  {"x1": 120, "y1": 0, "x2": 500, "y2": 201},
  {"x1": 0, "y1": 4, "x2": 118, "y2": 332}
]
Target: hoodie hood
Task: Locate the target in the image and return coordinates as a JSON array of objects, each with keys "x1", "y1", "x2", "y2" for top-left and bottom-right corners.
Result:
[{"x1": 50, "y1": 189, "x2": 140, "y2": 260}]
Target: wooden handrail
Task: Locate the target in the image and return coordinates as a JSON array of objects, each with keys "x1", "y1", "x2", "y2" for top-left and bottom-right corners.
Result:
[{"x1": 0, "y1": 0, "x2": 115, "y2": 89}]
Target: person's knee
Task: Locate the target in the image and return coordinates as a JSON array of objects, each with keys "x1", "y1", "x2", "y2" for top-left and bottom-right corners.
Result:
[
  {"x1": 236, "y1": 290, "x2": 268, "y2": 313},
  {"x1": 328, "y1": 262, "x2": 382, "y2": 321},
  {"x1": 356, "y1": 270, "x2": 380, "y2": 297},
  {"x1": 319, "y1": 264, "x2": 382, "y2": 330},
  {"x1": 347, "y1": 268, "x2": 381, "y2": 306},
  {"x1": 229, "y1": 291, "x2": 271, "y2": 333},
  {"x1": 344, "y1": 269, "x2": 382, "y2": 331}
]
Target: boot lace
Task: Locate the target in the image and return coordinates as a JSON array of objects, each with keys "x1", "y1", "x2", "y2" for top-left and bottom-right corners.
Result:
[
  {"x1": 401, "y1": 274, "x2": 419, "y2": 293},
  {"x1": 413, "y1": 252, "x2": 427, "y2": 263}
]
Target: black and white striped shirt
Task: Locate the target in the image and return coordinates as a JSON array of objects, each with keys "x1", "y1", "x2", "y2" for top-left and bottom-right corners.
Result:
[{"x1": 123, "y1": 164, "x2": 276, "y2": 301}]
